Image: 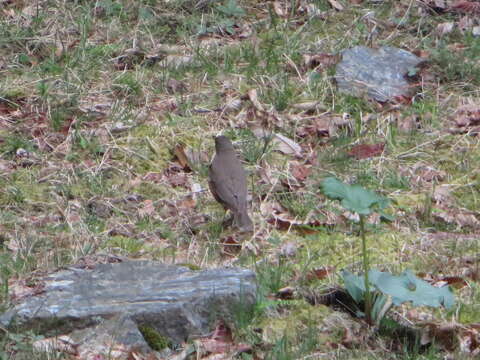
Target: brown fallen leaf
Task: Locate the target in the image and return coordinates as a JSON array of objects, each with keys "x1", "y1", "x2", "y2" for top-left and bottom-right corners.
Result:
[
  {"x1": 220, "y1": 236, "x2": 242, "y2": 256},
  {"x1": 173, "y1": 144, "x2": 191, "y2": 170},
  {"x1": 273, "y1": 133, "x2": 302, "y2": 156},
  {"x1": 168, "y1": 173, "x2": 188, "y2": 188},
  {"x1": 261, "y1": 200, "x2": 327, "y2": 231},
  {"x1": 398, "y1": 114, "x2": 420, "y2": 133},
  {"x1": 305, "y1": 266, "x2": 335, "y2": 281},
  {"x1": 138, "y1": 200, "x2": 155, "y2": 218},
  {"x1": 290, "y1": 162, "x2": 311, "y2": 183},
  {"x1": 439, "y1": 276, "x2": 468, "y2": 289},
  {"x1": 166, "y1": 78, "x2": 187, "y2": 94},
  {"x1": 291, "y1": 101, "x2": 326, "y2": 113},
  {"x1": 278, "y1": 241, "x2": 300, "y2": 257},
  {"x1": 458, "y1": 15, "x2": 474, "y2": 32},
  {"x1": 303, "y1": 53, "x2": 340, "y2": 72},
  {"x1": 142, "y1": 172, "x2": 163, "y2": 183},
  {"x1": 246, "y1": 88, "x2": 264, "y2": 112},
  {"x1": 436, "y1": 22, "x2": 455, "y2": 36},
  {"x1": 450, "y1": 103, "x2": 480, "y2": 134},
  {"x1": 433, "y1": 208, "x2": 480, "y2": 229},
  {"x1": 275, "y1": 286, "x2": 295, "y2": 300},
  {"x1": 195, "y1": 321, "x2": 251, "y2": 357},
  {"x1": 417, "y1": 166, "x2": 446, "y2": 183},
  {"x1": 327, "y1": 0, "x2": 344, "y2": 11},
  {"x1": 251, "y1": 127, "x2": 302, "y2": 156},
  {"x1": 33, "y1": 336, "x2": 78, "y2": 356},
  {"x1": 296, "y1": 114, "x2": 352, "y2": 138},
  {"x1": 348, "y1": 143, "x2": 385, "y2": 159},
  {"x1": 272, "y1": 1, "x2": 288, "y2": 17},
  {"x1": 449, "y1": 1, "x2": 480, "y2": 14}
]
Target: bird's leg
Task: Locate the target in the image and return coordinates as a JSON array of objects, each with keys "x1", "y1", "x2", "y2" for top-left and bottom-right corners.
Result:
[{"x1": 222, "y1": 211, "x2": 235, "y2": 227}]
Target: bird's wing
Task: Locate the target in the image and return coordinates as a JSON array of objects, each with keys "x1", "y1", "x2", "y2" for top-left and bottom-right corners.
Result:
[{"x1": 212, "y1": 174, "x2": 242, "y2": 209}]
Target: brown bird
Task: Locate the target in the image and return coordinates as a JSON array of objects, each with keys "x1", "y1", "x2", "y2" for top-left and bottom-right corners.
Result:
[{"x1": 208, "y1": 135, "x2": 253, "y2": 232}]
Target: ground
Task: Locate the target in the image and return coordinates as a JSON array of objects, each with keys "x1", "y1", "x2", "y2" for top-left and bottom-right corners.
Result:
[{"x1": 0, "y1": 0, "x2": 479, "y2": 359}]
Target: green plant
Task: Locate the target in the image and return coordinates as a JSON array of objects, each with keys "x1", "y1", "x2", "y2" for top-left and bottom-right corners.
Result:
[
  {"x1": 138, "y1": 325, "x2": 171, "y2": 351},
  {"x1": 277, "y1": 192, "x2": 317, "y2": 220},
  {"x1": 216, "y1": 0, "x2": 245, "y2": 18},
  {"x1": 342, "y1": 269, "x2": 455, "y2": 325},
  {"x1": 321, "y1": 178, "x2": 454, "y2": 325},
  {"x1": 241, "y1": 133, "x2": 274, "y2": 164},
  {"x1": 321, "y1": 177, "x2": 390, "y2": 323}
]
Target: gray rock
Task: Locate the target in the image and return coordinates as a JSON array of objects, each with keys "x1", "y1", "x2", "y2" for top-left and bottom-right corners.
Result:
[
  {"x1": 335, "y1": 46, "x2": 424, "y2": 102},
  {"x1": 1, "y1": 261, "x2": 257, "y2": 345}
]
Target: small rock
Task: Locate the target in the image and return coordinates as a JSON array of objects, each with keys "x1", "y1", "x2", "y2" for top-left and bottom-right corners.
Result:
[
  {"x1": 0, "y1": 261, "x2": 256, "y2": 347},
  {"x1": 335, "y1": 46, "x2": 424, "y2": 102}
]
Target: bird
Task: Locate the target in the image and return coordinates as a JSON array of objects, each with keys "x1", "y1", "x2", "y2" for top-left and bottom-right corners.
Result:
[{"x1": 208, "y1": 135, "x2": 253, "y2": 233}]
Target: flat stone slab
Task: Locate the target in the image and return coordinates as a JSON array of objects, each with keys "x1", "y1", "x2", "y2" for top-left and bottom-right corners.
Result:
[
  {"x1": 0, "y1": 261, "x2": 257, "y2": 343},
  {"x1": 335, "y1": 45, "x2": 424, "y2": 102}
]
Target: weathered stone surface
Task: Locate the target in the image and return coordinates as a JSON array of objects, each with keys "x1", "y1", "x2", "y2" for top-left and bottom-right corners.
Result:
[
  {"x1": 0, "y1": 261, "x2": 257, "y2": 343},
  {"x1": 33, "y1": 315, "x2": 154, "y2": 359},
  {"x1": 335, "y1": 46, "x2": 424, "y2": 102}
]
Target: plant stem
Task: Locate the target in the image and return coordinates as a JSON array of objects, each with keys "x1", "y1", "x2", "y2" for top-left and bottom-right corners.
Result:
[{"x1": 359, "y1": 214, "x2": 372, "y2": 325}]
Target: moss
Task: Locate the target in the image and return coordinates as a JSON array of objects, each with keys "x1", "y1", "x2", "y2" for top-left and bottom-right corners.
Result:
[
  {"x1": 138, "y1": 325, "x2": 171, "y2": 351},
  {"x1": 177, "y1": 263, "x2": 201, "y2": 271},
  {"x1": 260, "y1": 301, "x2": 332, "y2": 344}
]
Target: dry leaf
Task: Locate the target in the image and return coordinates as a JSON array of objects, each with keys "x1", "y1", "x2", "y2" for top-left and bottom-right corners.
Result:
[
  {"x1": 398, "y1": 115, "x2": 420, "y2": 133},
  {"x1": 273, "y1": 133, "x2": 302, "y2": 156},
  {"x1": 450, "y1": 1, "x2": 480, "y2": 14},
  {"x1": 33, "y1": 336, "x2": 78, "y2": 355},
  {"x1": 247, "y1": 88, "x2": 264, "y2": 111},
  {"x1": 291, "y1": 101, "x2": 326, "y2": 112},
  {"x1": 450, "y1": 103, "x2": 480, "y2": 134},
  {"x1": 168, "y1": 173, "x2": 188, "y2": 187},
  {"x1": 436, "y1": 22, "x2": 455, "y2": 36},
  {"x1": 272, "y1": 1, "x2": 288, "y2": 17},
  {"x1": 223, "y1": 98, "x2": 243, "y2": 113},
  {"x1": 327, "y1": 0, "x2": 344, "y2": 11},
  {"x1": 166, "y1": 78, "x2": 187, "y2": 93},
  {"x1": 275, "y1": 286, "x2": 295, "y2": 300},
  {"x1": 290, "y1": 162, "x2": 311, "y2": 182},
  {"x1": 138, "y1": 200, "x2": 155, "y2": 217},
  {"x1": 348, "y1": 143, "x2": 385, "y2": 159},
  {"x1": 296, "y1": 114, "x2": 352, "y2": 138},
  {"x1": 303, "y1": 53, "x2": 340, "y2": 72},
  {"x1": 279, "y1": 241, "x2": 300, "y2": 257},
  {"x1": 143, "y1": 172, "x2": 163, "y2": 183},
  {"x1": 434, "y1": 0, "x2": 447, "y2": 9},
  {"x1": 173, "y1": 144, "x2": 190, "y2": 170},
  {"x1": 221, "y1": 236, "x2": 242, "y2": 256},
  {"x1": 306, "y1": 266, "x2": 335, "y2": 281},
  {"x1": 458, "y1": 16, "x2": 473, "y2": 32}
]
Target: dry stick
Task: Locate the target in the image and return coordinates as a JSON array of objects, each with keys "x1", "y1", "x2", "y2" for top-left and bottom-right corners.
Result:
[{"x1": 395, "y1": 133, "x2": 450, "y2": 159}]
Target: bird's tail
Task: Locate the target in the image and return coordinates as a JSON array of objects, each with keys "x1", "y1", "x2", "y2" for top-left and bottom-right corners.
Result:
[{"x1": 234, "y1": 210, "x2": 253, "y2": 233}]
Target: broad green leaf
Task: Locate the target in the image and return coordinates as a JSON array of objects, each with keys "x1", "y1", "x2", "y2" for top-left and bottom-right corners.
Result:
[
  {"x1": 371, "y1": 292, "x2": 393, "y2": 325},
  {"x1": 320, "y1": 177, "x2": 390, "y2": 215},
  {"x1": 374, "y1": 269, "x2": 455, "y2": 308},
  {"x1": 342, "y1": 270, "x2": 393, "y2": 324},
  {"x1": 341, "y1": 269, "x2": 365, "y2": 303},
  {"x1": 217, "y1": 0, "x2": 245, "y2": 17},
  {"x1": 342, "y1": 269, "x2": 455, "y2": 310}
]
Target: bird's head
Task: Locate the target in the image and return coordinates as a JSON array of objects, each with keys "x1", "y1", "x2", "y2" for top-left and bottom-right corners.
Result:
[{"x1": 214, "y1": 135, "x2": 234, "y2": 152}]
